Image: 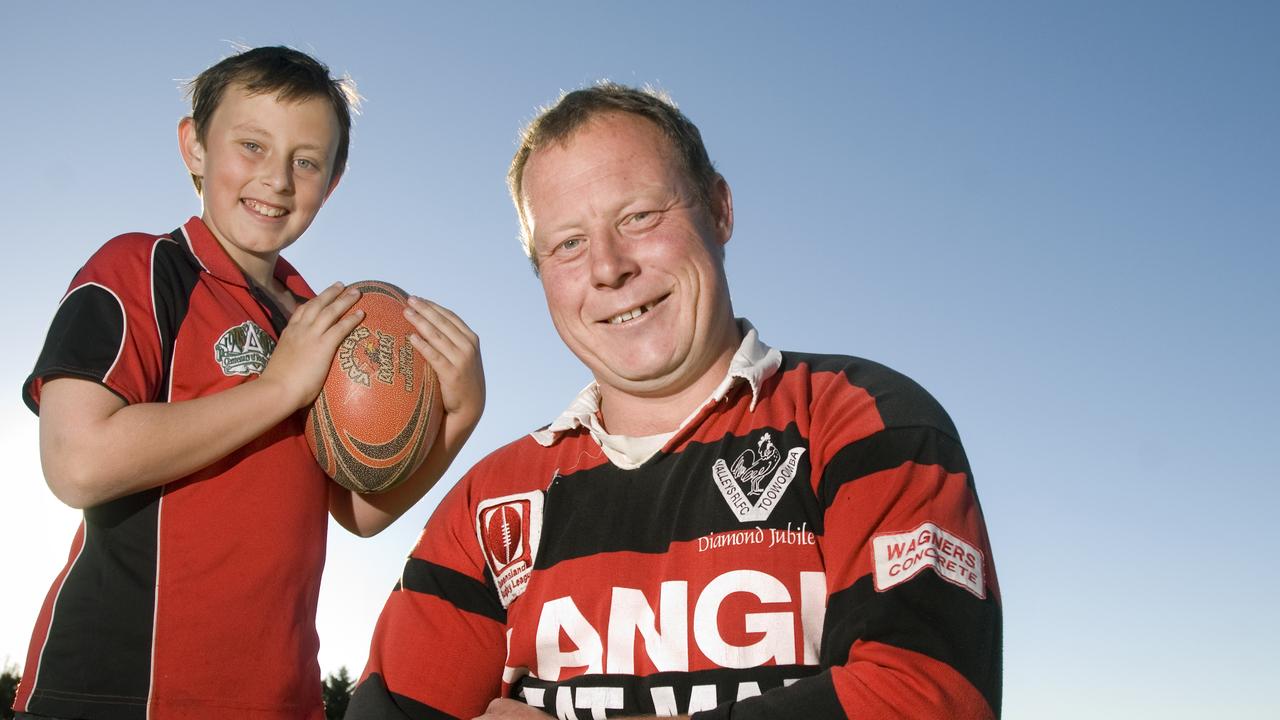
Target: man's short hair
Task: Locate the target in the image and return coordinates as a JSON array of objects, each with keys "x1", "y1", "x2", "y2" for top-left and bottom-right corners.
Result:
[
  {"x1": 184, "y1": 45, "x2": 359, "y2": 193},
  {"x1": 508, "y1": 82, "x2": 719, "y2": 272}
]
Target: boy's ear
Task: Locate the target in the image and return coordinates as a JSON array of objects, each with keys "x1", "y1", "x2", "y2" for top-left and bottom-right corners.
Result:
[
  {"x1": 323, "y1": 169, "x2": 343, "y2": 204},
  {"x1": 177, "y1": 117, "x2": 205, "y2": 176}
]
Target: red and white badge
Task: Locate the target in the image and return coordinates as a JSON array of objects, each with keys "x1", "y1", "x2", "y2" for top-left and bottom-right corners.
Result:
[
  {"x1": 872, "y1": 522, "x2": 985, "y2": 599},
  {"x1": 476, "y1": 491, "x2": 544, "y2": 607}
]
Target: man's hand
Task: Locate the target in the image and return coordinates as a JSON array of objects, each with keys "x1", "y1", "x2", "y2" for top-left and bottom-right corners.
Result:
[
  {"x1": 471, "y1": 698, "x2": 689, "y2": 720},
  {"x1": 258, "y1": 282, "x2": 364, "y2": 411},
  {"x1": 472, "y1": 699, "x2": 549, "y2": 719}
]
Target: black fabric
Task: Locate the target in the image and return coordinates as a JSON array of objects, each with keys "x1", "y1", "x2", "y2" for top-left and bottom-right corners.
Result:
[
  {"x1": 823, "y1": 571, "x2": 1003, "y2": 713},
  {"x1": 534, "y1": 423, "x2": 821, "y2": 569},
  {"x1": 345, "y1": 673, "x2": 458, "y2": 720},
  {"x1": 398, "y1": 558, "x2": 507, "y2": 623}
]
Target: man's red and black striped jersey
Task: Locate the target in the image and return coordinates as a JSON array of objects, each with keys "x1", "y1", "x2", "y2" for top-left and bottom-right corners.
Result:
[
  {"x1": 15, "y1": 217, "x2": 330, "y2": 720},
  {"x1": 348, "y1": 349, "x2": 1002, "y2": 719}
]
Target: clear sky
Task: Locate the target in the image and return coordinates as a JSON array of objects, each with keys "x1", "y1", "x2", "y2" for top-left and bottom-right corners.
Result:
[{"x1": 1, "y1": 2, "x2": 1276, "y2": 718}]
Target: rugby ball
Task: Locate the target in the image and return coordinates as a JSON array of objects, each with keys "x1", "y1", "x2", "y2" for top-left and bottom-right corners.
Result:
[{"x1": 305, "y1": 280, "x2": 441, "y2": 493}]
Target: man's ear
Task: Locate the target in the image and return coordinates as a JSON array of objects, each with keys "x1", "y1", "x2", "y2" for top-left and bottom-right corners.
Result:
[
  {"x1": 177, "y1": 117, "x2": 204, "y2": 176},
  {"x1": 710, "y1": 174, "x2": 734, "y2": 245}
]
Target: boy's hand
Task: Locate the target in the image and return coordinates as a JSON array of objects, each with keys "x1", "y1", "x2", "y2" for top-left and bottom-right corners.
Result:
[
  {"x1": 404, "y1": 296, "x2": 485, "y2": 428},
  {"x1": 260, "y1": 282, "x2": 364, "y2": 411}
]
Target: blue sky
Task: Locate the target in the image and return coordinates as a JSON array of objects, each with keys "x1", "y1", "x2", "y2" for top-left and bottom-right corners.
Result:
[{"x1": 1, "y1": 2, "x2": 1276, "y2": 717}]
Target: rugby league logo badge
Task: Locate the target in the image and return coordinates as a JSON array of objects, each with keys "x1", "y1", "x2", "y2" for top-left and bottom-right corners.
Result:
[
  {"x1": 476, "y1": 490, "x2": 544, "y2": 608},
  {"x1": 712, "y1": 432, "x2": 806, "y2": 522},
  {"x1": 213, "y1": 321, "x2": 276, "y2": 376}
]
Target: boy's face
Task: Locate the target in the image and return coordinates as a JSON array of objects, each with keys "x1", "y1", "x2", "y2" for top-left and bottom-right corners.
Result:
[{"x1": 179, "y1": 84, "x2": 342, "y2": 276}]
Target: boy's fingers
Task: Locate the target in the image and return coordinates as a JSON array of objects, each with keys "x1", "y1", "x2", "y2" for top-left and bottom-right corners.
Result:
[
  {"x1": 407, "y1": 332, "x2": 448, "y2": 367},
  {"x1": 307, "y1": 287, "x2": 361, "y2": 330},
  {"x1": 405, "y1": 300, "x2": 476, "y2": 350},
  {"x1": 327, "y1": 309, "x2": 365, "y2": 343}
]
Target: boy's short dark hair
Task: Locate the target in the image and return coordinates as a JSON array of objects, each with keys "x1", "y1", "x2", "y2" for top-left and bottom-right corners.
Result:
[
  {"x1": 507, "y1": 82, "x2": 719, "y2": 270},
  {"x1": 184, "y1": 46, "x2": 359, "y2": 193}
]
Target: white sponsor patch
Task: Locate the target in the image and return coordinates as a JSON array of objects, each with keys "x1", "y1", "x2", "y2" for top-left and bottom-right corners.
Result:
[
  {"x1": 476, "y1": 491, "x2": 544, "y2": 608},
  {"x1": 872, "y1": 522, "x2": 985, "y2": 599}
]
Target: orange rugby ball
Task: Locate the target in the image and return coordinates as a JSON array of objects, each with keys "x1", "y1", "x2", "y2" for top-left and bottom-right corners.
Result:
[{"x1": 305, "y1": 281, "x2": 442, "y2": 494}]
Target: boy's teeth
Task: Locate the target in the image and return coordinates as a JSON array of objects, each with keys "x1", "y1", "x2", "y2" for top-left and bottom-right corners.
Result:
[
  {"x1": 244, "y1": 199, "x2": 285, "y2": 217},
  {"x1": 608, "y1": 302, "x2": 655, "y2": 325}
]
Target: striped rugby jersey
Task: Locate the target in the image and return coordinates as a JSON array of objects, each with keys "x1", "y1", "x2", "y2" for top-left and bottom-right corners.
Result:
[{"x1": 348, "y1": 331, "x2": 1002, "y2": 719}]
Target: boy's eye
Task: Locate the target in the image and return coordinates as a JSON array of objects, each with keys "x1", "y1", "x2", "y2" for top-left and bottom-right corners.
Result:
[
  {"x1": 296, "y1": 158, "x2": 315, "y2": 170},
  {"x1": 241, "y1": 141, "x2": 262, "y2": 152}
]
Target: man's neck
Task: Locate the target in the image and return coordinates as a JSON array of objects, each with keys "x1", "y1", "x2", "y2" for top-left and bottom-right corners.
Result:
[{"x1": 596, "y1": 348, "x2": 737, "y2": 437}]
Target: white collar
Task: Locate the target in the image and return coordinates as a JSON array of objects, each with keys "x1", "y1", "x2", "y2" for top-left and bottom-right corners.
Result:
[{"x1": 531, "y1": 319, "x2": 781, "y2": 454}]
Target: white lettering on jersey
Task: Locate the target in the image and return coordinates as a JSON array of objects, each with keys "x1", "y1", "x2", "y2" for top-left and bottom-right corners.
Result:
[
  {"x1": 872, "y1": 521, "x2": 985, "y2": 599},
  {"x1": 694, "y1": 570, "x2": 795, "y2": 668},
  {"x1": 533, "y1": 570, "x2": 826, "y2": 682},
  {"x1": 537, "y1": 597, "x2": 604, "y2": 679},
  {"x1": 607, "y1": 583, "x2": 689, "y2": 673},
  {"x1": 575, "y1": 686, "x2": 625, "y2": 719}
]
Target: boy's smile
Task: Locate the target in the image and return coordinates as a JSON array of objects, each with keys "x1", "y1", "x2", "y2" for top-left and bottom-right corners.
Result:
[{"x1": 179, "y1": 84, "x2": 341, "y2": 287}]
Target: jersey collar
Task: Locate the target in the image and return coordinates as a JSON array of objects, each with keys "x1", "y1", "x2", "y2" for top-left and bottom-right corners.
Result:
[
  {"x1": 531, "y1": 319, "x2": 782, "y2": 449},
  {"x1": 176, "y1": 216, "x2": 311, "y2": 297}
]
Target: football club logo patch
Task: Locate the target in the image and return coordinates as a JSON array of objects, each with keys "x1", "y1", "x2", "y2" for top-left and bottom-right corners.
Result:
[
  {"x1": 476, "y1": 490, "x2": 544, "y2": 608},
  {"x1": 712, "y1": 433, "x2": 806, "y2": 522},
  {"x1": 213, "y1": 321, "x2": 276, "y2": 376}
]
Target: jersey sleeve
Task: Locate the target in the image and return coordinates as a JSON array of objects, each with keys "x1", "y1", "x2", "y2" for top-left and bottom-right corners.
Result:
[
  {"x1": 347, "y1": 472, "x2": 510, "y2": 719},
  {"x1": 697, "y1": 361, "x2": 1002, "y2": 720},
  {"x1": 23, "y1": 234, "x2": 172, "y2": 412}
]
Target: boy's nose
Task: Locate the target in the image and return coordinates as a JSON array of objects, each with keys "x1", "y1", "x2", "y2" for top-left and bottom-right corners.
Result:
[{"x1": 261, "y1": 159, "x2": 294, "y2": 194}]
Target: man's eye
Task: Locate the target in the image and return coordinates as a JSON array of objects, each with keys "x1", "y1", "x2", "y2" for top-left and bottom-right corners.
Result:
[
  {"x1": 628, "y1": 211, "x2": 653, "y2": 224},
  {"x1": 296, "y1": 158, "x2": 315, "y2": 170},
  {"x1": 242, "y1": 142, "x2": 262, "y2": 152},
  {"x1": 558, "y1": 238, "x2": 583, "y2": 252}
]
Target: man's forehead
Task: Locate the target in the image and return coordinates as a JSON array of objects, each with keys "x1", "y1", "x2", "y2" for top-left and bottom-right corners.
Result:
[{"x1": 541, "y1": 112, "x2": 672, "y2": 163}]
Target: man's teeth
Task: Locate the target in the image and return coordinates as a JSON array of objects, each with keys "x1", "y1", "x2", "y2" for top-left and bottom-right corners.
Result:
[
  {"x1": 608, "y1": 302, "x2": 656, "y2": 325},
  {"x1": 243, "y1": 199, "x2": 286, "y2": 217}
]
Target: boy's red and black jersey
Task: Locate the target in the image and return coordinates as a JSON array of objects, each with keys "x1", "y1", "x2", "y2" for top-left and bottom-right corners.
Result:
[
  {"x1": 15, "y1": 217, "x2": 330, "y2": 720},
  {"x1": 349, "y1": 352, "x2": 1002, "y2": 719}
]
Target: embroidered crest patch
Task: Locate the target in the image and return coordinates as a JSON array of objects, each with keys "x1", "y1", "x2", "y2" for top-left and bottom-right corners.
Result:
[
  {"x1": 711, "y1": 432, "x2": 806, "y2": 522},
  {"x1": 213, "y1": 321, "x2": 276, "y2": 376},
  {"x1": 476, "y1": 491, "x2": 544, "y2": 607}
]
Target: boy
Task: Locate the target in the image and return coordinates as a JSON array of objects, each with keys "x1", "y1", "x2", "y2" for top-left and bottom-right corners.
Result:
[{"x1": 12, "y1": 46, "x2": 484, "y2": 720}]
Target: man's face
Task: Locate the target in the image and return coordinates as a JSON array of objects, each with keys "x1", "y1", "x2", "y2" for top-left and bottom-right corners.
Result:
[
  {"x1": 521, "y1": 112, "x2": 738, "y2": 401},
  {"x1": 179, "y1": 84, "x2": 341, "y2": 274}
]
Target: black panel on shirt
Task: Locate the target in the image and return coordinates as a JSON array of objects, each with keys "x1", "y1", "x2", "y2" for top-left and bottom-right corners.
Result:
[
  {"x1": 399, "y1": 558, "x2": 507, "y2": 623},
  {"x1": 513, "y1": 664, "x2": 831, "y2": 719},
  {"x1": 782, "y1": 351, "x2": 961, "y2": 440},
  {"x1": 821, "y1": 570, "x2": 1002, "y2": 715},
  {"x1": 818, "y1": 425, "x2": 973, "y2": 507},
  {"x1": 535, "y1": 422, "x2": 822, "y2": 569},
  {"x1": 153, "y1": 231, "x2": 204, "y2": 400},
  {"x1": 347, "y1": 672, "x2": 458, "y2": 720},
  {"x1": 28, "y1": 488, "x2": 162, "y2": 720},
  {"x1": 24, "y1": 283, "x2": 127, "y2": 412}
]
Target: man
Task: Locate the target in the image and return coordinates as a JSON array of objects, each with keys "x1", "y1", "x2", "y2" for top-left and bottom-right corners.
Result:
[{"x1": 347, "y1": 83, "x2": 1001, "y2": 719}]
